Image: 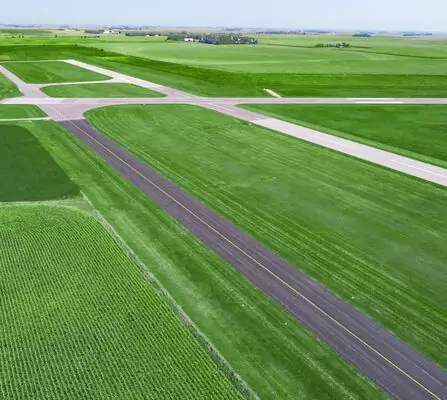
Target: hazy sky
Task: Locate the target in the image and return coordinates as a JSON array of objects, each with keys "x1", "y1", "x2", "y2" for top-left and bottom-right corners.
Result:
[{"x1": 2, "y1": 0, "x2": 446, "y2": 32}]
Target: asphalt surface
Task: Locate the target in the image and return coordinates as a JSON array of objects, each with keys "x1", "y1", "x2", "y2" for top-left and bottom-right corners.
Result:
[{"x1": 59, "y1": 118, "x2": 447, "y2": 400}]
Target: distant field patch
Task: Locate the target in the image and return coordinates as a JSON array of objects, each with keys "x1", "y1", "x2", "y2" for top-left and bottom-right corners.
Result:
[
  {"x1": 0, "y1": 205, "x2": 243, "y2": 399},
  {"x1": 0, "y1": 70, "x2": 21, "y2": 98},
  {"x1": 90, "y1": 42, "x2": 447, "y2": 74},
  {"x1": 257, "y1": 35, "x2": 447, "y2": 58},
  {"x1": 0, "y1": 124, "x2": 78, "y2": 201},
  {"x1": 242, "y1": 104, "x2": 447, "y2": 169},
  {"x1": 0, "y1": 105, "x2": 46, "y2": 119},
  {"x1": 42, "y1": 82, "x2": 165, "y2": 98},
  {"x1": 1, "y1": 61, "x2": 110, "y2": 83}
]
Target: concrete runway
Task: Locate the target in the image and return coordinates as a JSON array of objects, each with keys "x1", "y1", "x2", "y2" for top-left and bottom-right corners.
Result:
[
  {"x1": 59, "y1": 118, "x2": 447, "y2": 400},
  {"x1": 2, "y1": 60, "x2": 447, "y2": 398}
]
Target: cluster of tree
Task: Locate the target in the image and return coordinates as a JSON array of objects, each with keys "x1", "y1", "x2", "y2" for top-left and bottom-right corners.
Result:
[
  {"x1": 352, "y1": 33, "x2": 372, "y2": 37},
  {"x1": 125, "y1": 31, "x2": 162, "y2": 36},
  {"x1": 402, "y1": 32, "x2": 432, "y2": 37},
  {"x1": 256, "y1": 31, "x2": 304, "y2": 35},
  {"x1": 315, "y1": 42, "x2": 351, "y2": 48},
  {"x1": 168, "y1": 32, "x2": 257, "y2": 45},
  {"x1": 79, "y1": 35, "x2": 101, "y2": 39},
  {"x1": 85, "y1": 29, "x2": 104, "y2": 34}
]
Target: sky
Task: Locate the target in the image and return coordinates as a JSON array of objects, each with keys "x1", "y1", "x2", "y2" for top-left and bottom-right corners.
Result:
[{"x1": 2, "y1": 0, "x2": 446, "y2": 32}]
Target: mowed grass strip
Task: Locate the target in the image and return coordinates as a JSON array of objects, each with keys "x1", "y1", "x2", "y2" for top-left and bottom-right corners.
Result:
[
  {"x1": 0, "y1": 104, "x2": 46, "y2": 119},
  {"x1": 0, "y1": 71, "x2": 21, "y2": 98},
  {"x1": 86, "y1": 104, "x2": 447, "y2": 369},
  {"x1": 18, "y1": 119, "x2": 385, "y2": 400},
  {"x1": 0, "y1": 124, "x2": 78, "y2": 201},
  {"x1": 242, "y1": 104, "x2": 447, "y2": 169},
  {"x1": 42, "y1": 82, "x2": 165, "y2": 98},
  {"x1": 1, "y1": 61, "x2": 110, "y2": 83},
  {"x1": 0, "y1": 205, "x2": 244, "y2": 399}
]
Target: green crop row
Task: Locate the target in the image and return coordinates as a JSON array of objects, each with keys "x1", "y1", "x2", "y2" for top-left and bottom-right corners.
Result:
[{"x1": 0, "y1": 205, "x2": 244, "y2": 399}]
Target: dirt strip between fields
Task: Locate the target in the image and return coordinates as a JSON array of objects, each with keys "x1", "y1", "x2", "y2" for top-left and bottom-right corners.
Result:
[{"x1": 59, "y1": 118, "x2": 447, "y2": 400}]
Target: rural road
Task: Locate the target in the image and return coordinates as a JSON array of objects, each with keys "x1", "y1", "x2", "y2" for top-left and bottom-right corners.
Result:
[{"x1": 1, "y1": 60, "x2": 447, "y2": 399}]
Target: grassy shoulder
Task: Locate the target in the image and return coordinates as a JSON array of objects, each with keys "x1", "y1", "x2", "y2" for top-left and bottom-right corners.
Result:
[
  {"x1": 41, "y1": 82, "x2": 165, "y2": 98},
  {"x1": 15, "y1": 119, "x2": 385, "y2": 400},
  {"x1": 0, "y1": 124, "x2": 78, "y2": 201},
  {"x1": 0, "y1": 205, "x2": 243, "y2": 399},
  {"x1": 241, "y1": 104, "x2": 447, "y2": 169},
  {"x1": 0, "y1": 71, "x2": 22, "y2": 99},
  {"x1": 1, "y1": 61, "x2": 110, "y2": 83},
  {"x1": 85, "y1": 104, "x2": 447, "y2": 370},
  {"x1": 0, "y1": 104, "x2": 46, "y2": 118}
]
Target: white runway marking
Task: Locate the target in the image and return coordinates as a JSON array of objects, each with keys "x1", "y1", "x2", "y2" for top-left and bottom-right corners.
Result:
[
  {"x1": 388, "y1": 159, "x2": 446, "y2": 178},
  {"x1": 264, "y1": 89, "x2": 282, "y2": 98}
]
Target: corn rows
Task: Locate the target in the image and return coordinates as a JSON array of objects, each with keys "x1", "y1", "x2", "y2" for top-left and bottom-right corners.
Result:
[{"x1": 0, "y1": 205, "x2": 244, "y2": 399}]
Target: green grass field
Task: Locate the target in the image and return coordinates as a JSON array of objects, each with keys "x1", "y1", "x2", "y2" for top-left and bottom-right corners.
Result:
[
  {"x1": 0, "y1": 105, "x2": 46, "y2": 118},
  {"x1": 241, "y1": 104, "x2": 447, "y2": 169},
  {"x1": 0, "y1": 205, "x2": 244, "y2": 399},
  {"x1": 0, "y1": 71, "x2": 21, "y2": 98},
  {"x1": 3, "y1": 119, "x2": 385, "y2": 400},
  {"x1": 42, "y1": 82, "x2": 165, "y2": 98},
  {"x1": 85, "y1": 54, "x2": 447, "y2": 97},
  {"x1": 90, "y1": 42, "x2": 447, "y2": 74},
  {"x1": 1, "y1": 61, "x2": 110, "y2": 83},
  {"x1": 0, "y1": 124, "x2": 78, "y2": 201},
  {"x1": 85, "y1": 104, "x2": 447, "y2": 370},
  {"x1": 1, "y1": 44, "x2": 447, "y2": 97},
  {"x1": 257, "y1": 34, "x2": 447, "y2": 58}
]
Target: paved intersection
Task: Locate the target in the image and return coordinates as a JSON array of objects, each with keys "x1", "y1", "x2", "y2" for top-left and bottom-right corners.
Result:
[{"x1": 1, "y1": 59, "x2": 447, "y2": 187}]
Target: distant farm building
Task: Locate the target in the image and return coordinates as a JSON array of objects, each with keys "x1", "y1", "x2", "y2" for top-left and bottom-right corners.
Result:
[{"x1": 184, "y1": 37, "x2": 194, "y2": 42}]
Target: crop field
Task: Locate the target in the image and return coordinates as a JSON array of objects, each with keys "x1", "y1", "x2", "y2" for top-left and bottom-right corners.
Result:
[
  {"x1": 0, "y1": 29, "x2": 168, "y2": 45},
  {"x1": 1, "y1": 119, "x2": 385, "y2": 400},
  {"x1": 42, "y1": 82, "x2": 164, "y2": 97},
  {"x1": 242, "y1": 104, "x2": 447, "y2": 169},
  {"x1": 0, "y1": 71, "x2": 21, "y2": 98},
  {"x1": 86, "y1": 104, "x2": 447, "y2": 370},
  {"x1": 0, "y1": 205, "x2": 244, "y2": 399},
  {"x1": 0, "y1": 124, "x2": 79, "y2": 201},
  {"x1": 1, "y1": 61, "x2": 110, "y2": 83},
  {"x1": 0, "y1": 104, "x2": 46, "y2": 119}
]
